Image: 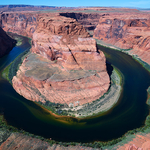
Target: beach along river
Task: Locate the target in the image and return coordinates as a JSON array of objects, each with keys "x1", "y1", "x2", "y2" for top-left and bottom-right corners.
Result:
[{"x1": 0, "y1": 35, "x2": 150, "y2": 142}]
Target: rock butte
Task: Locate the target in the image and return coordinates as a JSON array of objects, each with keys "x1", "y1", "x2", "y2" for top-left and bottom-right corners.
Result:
[
  {"x1": 93, "y1": 13, "x2": 150, "y2": 64},
  {"x1": 12, "y1": 15, "x2": 110, "y2": 106}
]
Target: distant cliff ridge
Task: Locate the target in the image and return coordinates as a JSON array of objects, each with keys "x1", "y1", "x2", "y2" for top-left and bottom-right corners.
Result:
[{"x1": 0, "y1": 5, "x2": 58, "y2": 12}]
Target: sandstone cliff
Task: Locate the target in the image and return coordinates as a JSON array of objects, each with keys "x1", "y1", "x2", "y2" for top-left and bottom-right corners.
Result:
[
  {"x1": 59, "y1": 12, "x2": 101, "y2": 31},
  {"x1": 93, "y1": 13, "x2": 150, "y2": 64},
  {"x1": 1, "y1": 12, "x2": 37, "y2": 38},
  {"x1": 0, "y1": 26, "x2": 16, "y2": 58},
  {"x1": 12, "y1": 15, "x2": 110, "y2": 107}
]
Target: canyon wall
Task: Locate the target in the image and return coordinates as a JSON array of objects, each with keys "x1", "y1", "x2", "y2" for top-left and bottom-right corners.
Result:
[
  {"x1": 0, "y1": 12, "x2": 37, "y2": 38},
  {"x1": 0, "y1": 11, "x2": 101, "y2": 38},
  {"x1": 12, "y1": 15, "x2": 110, "y2": 106},
  {"x1": 0, "y1": 26, "x2": 16, "y2": 58},
  {"x1": 59, "y1": 12, "x2": 101, "y2": 30},
  {"x1": 93, "y1": 13, "x2": 150, "y2": 64}
]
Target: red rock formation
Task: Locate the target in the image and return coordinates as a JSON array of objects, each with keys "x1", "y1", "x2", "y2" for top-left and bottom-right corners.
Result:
[
  {"x1": 1, "y1": 12, "x2": 37, "y2": 38},
  {"x1": 0, "y1": 26, "x2": 16, "y2": 58},
  {"x1": 12, "y1": 15, "x2": 110, "y2": 107},
  {"x1": 93, "y1": 13, "x2": 150, "y2": 64},
  {"x1": 117, "y1": 134, "x2": 150, "y2": 150},
  {"x1": 31, "y1": 15, "x2": 103, "y2": 70},
  {"x1": 59, "y1": 12, "x2": 101, "y2": 31}
]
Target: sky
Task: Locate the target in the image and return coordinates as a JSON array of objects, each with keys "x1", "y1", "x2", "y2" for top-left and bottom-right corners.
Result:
[{"x1": 0, "y1": 0, "x2": 150, "y2": 8}]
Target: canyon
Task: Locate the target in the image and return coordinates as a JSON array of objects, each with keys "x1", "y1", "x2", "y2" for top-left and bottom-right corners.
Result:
[{"x1": 0, "y1": 6, "x2": 150, "y2": 150}]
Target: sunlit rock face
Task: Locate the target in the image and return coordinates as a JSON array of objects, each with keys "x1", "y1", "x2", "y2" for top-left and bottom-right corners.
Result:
[
  {"x1": 1, "y1": 12, "x2": 37, "y2": 38},
  {"x1": 12, "y1": 15, "x2": 110, "y2": 107},
  {"x1": 94, "y1": 13, "x2": 150, "y2": 64}
]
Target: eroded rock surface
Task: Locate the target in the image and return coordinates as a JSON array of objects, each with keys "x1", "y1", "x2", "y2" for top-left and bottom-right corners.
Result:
[
  {"x1": 1, "y1": 12, "x2": 37, "y2": 38},
  {"x1": 59, "y1": 12, "x2": 101, "y2": 31},
  {"x1": 117, "y1": 133, "x2": 150, "y2": 150},
  {"x1": 12, "y1": 15, "x2": 110, "y2": 107},
  {"x1": 94, "y1": 13, "x2": 150, "y2": 64}
]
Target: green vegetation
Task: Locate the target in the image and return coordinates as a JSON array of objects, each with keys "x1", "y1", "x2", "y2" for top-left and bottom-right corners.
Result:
[
  {"x1": 0, "y1": 113, "x2": 124, "y2": 149},
  {"x1": 131, "y1": 55, "x2": 150, "y2": 73},
  {"x1": 2, "y1": 33, "x2": 31, "y2": 83},
  {"x1": 36, "y1": 101, "x2": 68, "y2": 116},
  {"x1": 14, "y1": 36, "x2": 23, "y2": 46},
  {"x1": 7, "y1": 32, "x2": 32, "y2": 46},
  {"x1": 2, "y1": 50, "x2": 31, "y2": 84},
  {"x1": 2, "y1": 62, "x2": 13, "y2": 83},
  {"x1": 0, "y1": 115, "x2": 16, "y2": 145}
]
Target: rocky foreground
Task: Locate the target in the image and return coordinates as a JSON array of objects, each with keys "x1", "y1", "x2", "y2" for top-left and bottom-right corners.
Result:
[
  {"x1": 0, "y1": 133, "x2": 100, "y2": 150},
  {"x1": 12, "y1": 15, "x2": 110, "y2": 106},
  {"x1": 93, "y1": 12, "x2": 150, "y2": 64},
  {"x1": 1, "y1": 132, "x2": 150, "y2": 150},
  {"x1": 117, "y1": 133, "x2": 150, "y2": 150}
]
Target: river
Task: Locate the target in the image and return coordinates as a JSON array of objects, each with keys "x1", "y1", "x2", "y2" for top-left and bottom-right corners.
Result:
[{"x1": 0, "y1": 35, "x2": 150, "y2": 143}]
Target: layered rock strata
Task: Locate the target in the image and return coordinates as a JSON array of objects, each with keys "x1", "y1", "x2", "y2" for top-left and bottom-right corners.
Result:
[
  {"x1": 1, "y1": 12, "x2": 37, "y2": 38},
  {"x1": 59, "y1": 12, "x2": 101, "y2": 31},
  {"x1": 0, "y1": 26, "x2": 16, "y2": 58},
  {"x1": 12, "y1": 15, "x2": 110, "y2": 107},
  {"x1": 94, "y1": 13, "x2": 150, "y2": 64}
]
